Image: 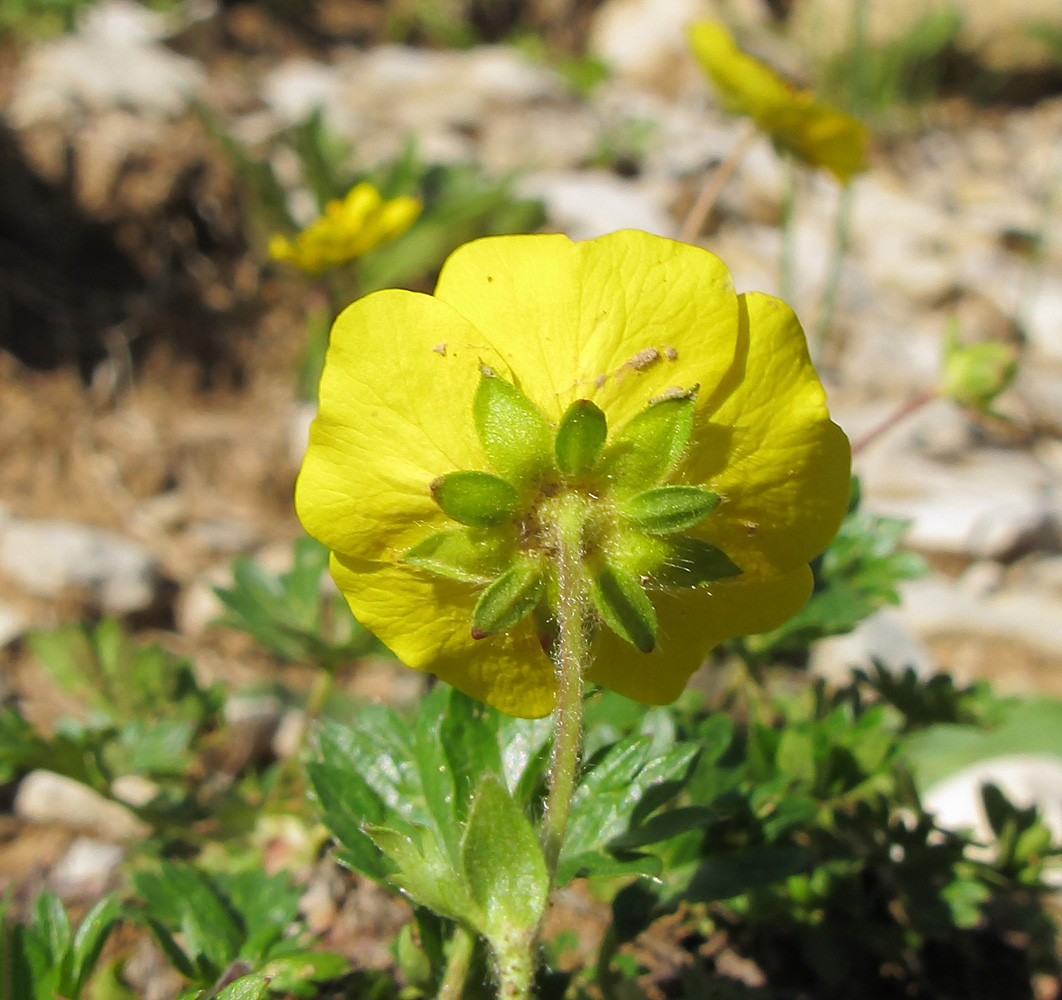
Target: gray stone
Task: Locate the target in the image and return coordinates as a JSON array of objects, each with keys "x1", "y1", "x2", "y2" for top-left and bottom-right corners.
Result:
[
  {"x1": 15, "y1": 771, "x2": 150, "y2": 842},
  {"x1": 0, "y1": 519, "x2": 159, "y2": 615},
  {"x1": 50, "y1": 837, "x2": 125, "y2": 900}
]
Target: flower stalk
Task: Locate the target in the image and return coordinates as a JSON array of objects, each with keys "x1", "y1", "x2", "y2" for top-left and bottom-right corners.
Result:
[{"x1": 541, "y1": 494, "x2": 591, "y2": 881}]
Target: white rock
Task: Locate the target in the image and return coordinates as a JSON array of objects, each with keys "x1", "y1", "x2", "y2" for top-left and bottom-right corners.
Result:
[
  {"x1": 899, "y1": 576, "x2": 1062, "y2": 658},
  {"x1": 272, "y1": 708, "x2": 308, "y2": 760},
  {"x1": 0, "y1": 600, "x2": 28, "y2": 648},
  {"x1": 10, "y1": 2, "x2": 205, "y2": 127},
  {"x1": 518, "y1": 170, "x2": 675, "y2": 240},
  {"x1": 925, "y1": 754, "x2": 1062, "y2": 847},
  {"x1": 859, "y1": 447, "x2": 1058, "y2": 561},
  {"x1": 1024, "y1": 279, "x2": 1062, "y2": 364},
  {"x1": 588, "y1": 0, "x2": 713, "y2": 86},
  {"x1": 260, "y1": 58, "x2": 340, "y2": 125},
  {"x1": 50, "y1": 837, "x2": 125, "y2": 900},
  {"x1": 0, "y1": 519, "x2": 159, "y2": 615},
  {"x1": 15, "y1": 771, "x2": 150, "y2": 842},
  {"x1": 810, "y1": 608, "x2": 937, "y2": 684},
  {"x1": 111, "y1": 774, "x2": 161, "y2": 808}
]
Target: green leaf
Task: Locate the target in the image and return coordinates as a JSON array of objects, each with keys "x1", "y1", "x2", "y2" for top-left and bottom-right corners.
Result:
[
  {"x1": 367, "y1": 824, "x2": 480, "y2": 926},
  {"x1": 69, "y1": 896, "x2": 120, "y2": 997},
  {"x1": 621, "y1": 486, "x2": 719, "y2": 535},
  {"x1": 461, "y1": 776, "x2": 548, "y2": 940},
  {"x1": 214, "y1": 974, "x2": 271, "y2": 1000},
  {"x1": 655, "y1": 537, "x2": 742, "y2": 588},
  {"x1": 439, "y1": 690, "x2": 503, "y2": 825},
  {"x1": 431, "y1": 471, "x2": 520, "y2": 528},
  {"x1": 600, "y1": 390, "x2": 697, "y2": 493},
  {"x1": 471, "y1": 561, "x2": 543, "y2": 639},
  {"x1": 306, "y1": 762, "x2": 393, "y2": 881},
  {"x1": 402, "y1": 528, "x2": 512, "y2": 583},
  {"x1": 132, "y1": 864, "x2": 244, "y2": 977},
  {"x1": 591, "y1": 565, "x2": 657, "y2": 653},
  {"x1": 260, "y1": 951, "x2": 349, "y2": 992},
  {"x1": 473, "y1": 369, "x2": 554, "y2": 486},
  {"x1": 554, "y1": 399, "x2": 607, "y2": 476}
]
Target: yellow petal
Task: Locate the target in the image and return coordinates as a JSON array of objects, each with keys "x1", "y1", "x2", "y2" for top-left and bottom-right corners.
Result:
[
  {"x1": 587, "y1": 566, "x2": 813, "y2": 704},
  {"x1": 433, "y1": 230, "x2": 742, "y2": 431},
  {"x1": 688, "y1": 19, "x2": 867, "y2": 183},
  {"x1": 685, "y1": 291, "x2": 850, "y2": 577},
  {"x1": 688, "y1": 20, "x2": 794, "y2": 120},
  {"x1": 295, "y1": 290, "x2": 496, "y2": 561},
  {"x1": 331, "y1": 552, "x2": 556, "y2": 718}
]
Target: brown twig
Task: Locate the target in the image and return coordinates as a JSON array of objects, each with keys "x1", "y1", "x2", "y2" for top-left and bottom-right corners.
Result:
[
  {"x1": 850, "y1": 389, "x2": 938, "y2": 456},
  {"x1": 679, "y1": 123, "x2": 758, "y2": 245}
]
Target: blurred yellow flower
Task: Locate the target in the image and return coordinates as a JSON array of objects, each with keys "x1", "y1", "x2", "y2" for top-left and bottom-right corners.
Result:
[
  {"x1": 295, "y1": 230, "x2": 850, "y2": 717},
  {"x1": 689, "y1": 20, "x2": 868, "y2": 183},
  {"x1": 269, "y1": 182, "x2": 421, "y2": 275}
]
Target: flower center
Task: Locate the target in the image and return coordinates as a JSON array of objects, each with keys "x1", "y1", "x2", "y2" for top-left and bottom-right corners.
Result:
[{"x1": 401, "y1": 369, "x2": 741, "y2": 653}]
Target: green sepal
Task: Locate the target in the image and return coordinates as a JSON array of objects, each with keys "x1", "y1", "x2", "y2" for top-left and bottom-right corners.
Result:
[
  {"x1": 592, "y1": 564, "x2": 658, "y2": 653},
  {"x1": 401, "y1": 528, "x2": 511, "y2": 583},
  {"x1": 655, "y1": 537, "x2": 742, "y2": 588},
  {"x1": 474, "y1": 368, "x2": 554, "y2": 485},
  {"x1": 621, "y1": 485, "x2": 719, "y2": 535},
  {"x1": 431, "y1": 470, "x2": 520, "y2": 528},
  {"x1": 601, "y1": 388, "x2": 697, "y2": 493},
  {"x1": 471, "y1": 560, "x2": 543, "y2": 639},
  {"x1": 555, "y1": 399, "x2": 608, "y2": 476}
]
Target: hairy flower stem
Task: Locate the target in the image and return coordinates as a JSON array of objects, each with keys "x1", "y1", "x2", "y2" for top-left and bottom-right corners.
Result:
[{"x1": 541, "y1": 495, "x2": 592, "y2": 882}]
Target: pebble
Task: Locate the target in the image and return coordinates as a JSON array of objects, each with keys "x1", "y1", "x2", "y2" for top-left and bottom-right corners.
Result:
[
  {"x1": 0, "y1": 519, "x2": 159, "y2": 615},
  {"x1": 810, "y1": 608, "x2": 937, "y2": 684},
  {"x1": 898, "y1": 577, "x2": 1062, "y2": 658},
  {"x1": 15, "y1": 771, "x2": 151, "y2": 842},
  {"x1": 0, "y1": 600, "x2": 29, "y2": 649},
  {"x1": 517, "y1": 169, "x2": 675, "y2": 240},
  {"x1": 49, "y1": 837, "x2": 125, "y2": 900}
]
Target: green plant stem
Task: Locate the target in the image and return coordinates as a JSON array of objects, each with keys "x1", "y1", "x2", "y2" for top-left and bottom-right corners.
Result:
[
  {"x1": 541, "y1": 496, "x2": 591, "y2": 882},
  {"x1": 811, "y1": 180, "x2": 854, "y2": 359},
  {"x1": 438, "y1": 925, "x2": 476, "y2": 1000},
  {"x1": 595, "y1": 926, "x2": 621, "y2": 1000}
]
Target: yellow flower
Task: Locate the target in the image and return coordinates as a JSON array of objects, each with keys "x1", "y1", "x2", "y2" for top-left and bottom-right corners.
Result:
[
  {"x1": 295, "y1": 230, "x2": 850, "y2": 717},
  {"x1": 269, "y1": 182, "x2": 422, "y2": 275},
  {"x1": 688, "y1": 20, "x2": 868, "y2": 184}
]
